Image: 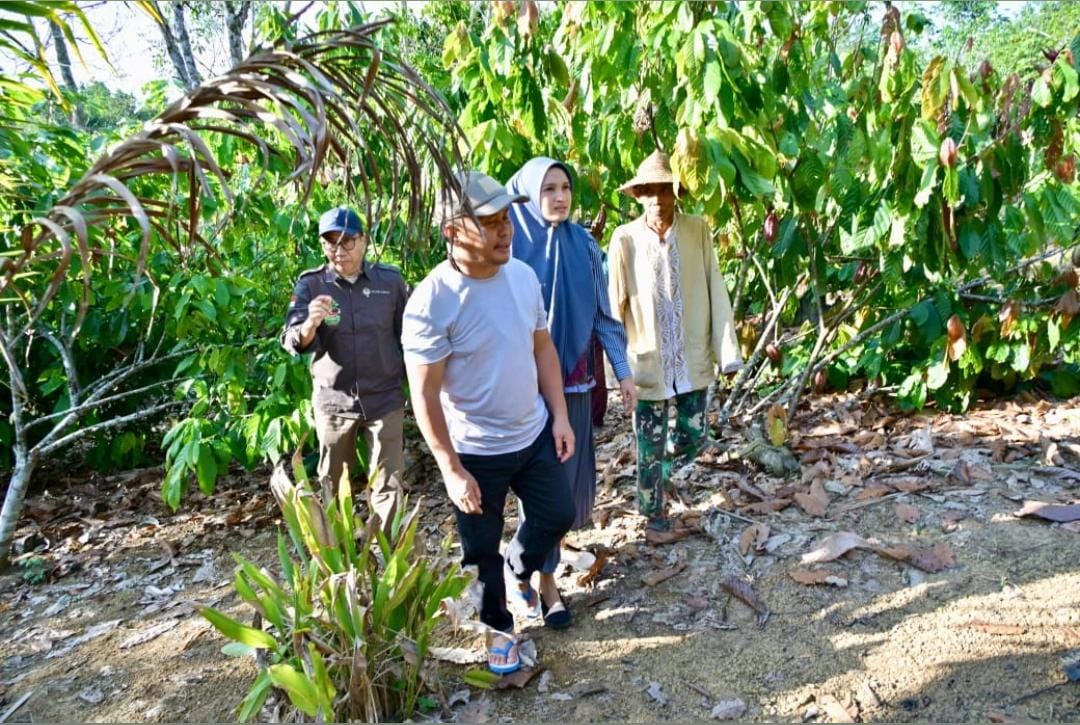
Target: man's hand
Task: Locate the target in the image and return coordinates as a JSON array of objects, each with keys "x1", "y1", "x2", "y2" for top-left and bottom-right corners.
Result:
[
  {"x1": 443, "y1": 466, "x2": 483, "y2": 514},
  {"x1": 302, "y1": 294, "x2": 334, "y2": 335},
  {"x1": 552, "y1": 415, "x2": 575, "y2": 463},
  {"x1": 618, "y1": 377, "x2": 637, "y2": 414}
]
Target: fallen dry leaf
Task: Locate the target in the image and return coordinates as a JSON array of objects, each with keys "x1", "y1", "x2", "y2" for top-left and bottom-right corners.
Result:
[
  {"x1": 719, "y1": 575, "x2": 769, "y2": 620},
  {"x1": 894, "y1": 503, "x2": 921, "y2": 523},
  {"x1": 642, "y1": 560, "x2": 686, "y2": 587},
  {"x1": 789, "y1": 568, "x2": 849, "y2": 587},
  {"x1": 738, "y1": 523, "x2": 770, "y2": 556},
  {"x1": 576, "y1": 550, "x2": 609, "y2": 588},
  {"x1": 899, "y1": 542, "x2": 955, "y2": 572},
  {"x1": 856, "y1": 485, "x2": 894, "y2": 500},
  {"x1": 801, "y1": 531, "x2": 869, "y2": 564},
  {"x1": 963, "y1": 620, "x2": 1027, "y2": 636},
  {"x1": 1015, "y1": 501, "x2": 1080, "y2": 523},
  {"x1": 497, "y1": 667, "x2": 541, "y2": 690},
  {"x1": 795, "y1": 480, "x2": 830, "y2": 517},
  {"x1": 740, "y1": 498, "x2": 792, "y2": 515},
  {"x1": 645, "y1": 528, "x2": 690, "y2": 547}
]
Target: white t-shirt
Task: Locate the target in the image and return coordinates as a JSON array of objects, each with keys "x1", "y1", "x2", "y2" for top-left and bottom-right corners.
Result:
[{"x1": 402, "y1": 259, "x2": 548, "y2": 456}]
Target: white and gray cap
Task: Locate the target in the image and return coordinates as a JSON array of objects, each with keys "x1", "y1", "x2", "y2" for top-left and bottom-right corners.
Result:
[{"x1": 437, "y1": 170, "x2": 528, "y2": 221}]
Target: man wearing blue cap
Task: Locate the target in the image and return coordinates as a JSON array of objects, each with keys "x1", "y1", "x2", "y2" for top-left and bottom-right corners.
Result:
[{"x1": 281, "y1": 206, "x2": 409, "y2": 533}]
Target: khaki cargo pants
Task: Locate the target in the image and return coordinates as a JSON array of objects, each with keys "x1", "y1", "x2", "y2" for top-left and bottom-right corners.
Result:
[{"x1": 313, "y1": 406, "x2": 405, "y2": 535}]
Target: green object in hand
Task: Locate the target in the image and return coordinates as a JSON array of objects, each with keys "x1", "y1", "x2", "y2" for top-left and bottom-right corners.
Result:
[{"x1": 324, "y1": 299, "x2": 341, "y2": 326}]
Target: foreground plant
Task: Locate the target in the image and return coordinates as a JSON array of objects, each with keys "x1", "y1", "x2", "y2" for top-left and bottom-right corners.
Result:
[{"x1": 201, "y1": 451, "x2": 471, "y2": 722}]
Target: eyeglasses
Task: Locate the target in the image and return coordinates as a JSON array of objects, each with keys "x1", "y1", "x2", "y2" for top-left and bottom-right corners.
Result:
[{"x1": 321, "y1": 233, "x2": 362, "y2": 251}]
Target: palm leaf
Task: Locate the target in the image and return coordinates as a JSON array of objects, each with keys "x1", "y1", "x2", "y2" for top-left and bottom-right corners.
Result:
[{"x1": 0, "y1": 20, "x2": 465, "y2": 348}]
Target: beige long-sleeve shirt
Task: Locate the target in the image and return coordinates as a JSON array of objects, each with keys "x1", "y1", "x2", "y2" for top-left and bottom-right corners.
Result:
[{"x1": 607, "y1": 212, "x2": 742, "y2": 401}]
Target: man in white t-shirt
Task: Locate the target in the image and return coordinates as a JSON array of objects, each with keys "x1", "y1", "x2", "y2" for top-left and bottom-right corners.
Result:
[{"x1": 402, "y1": 171, "x2": 576, "y2": 675}]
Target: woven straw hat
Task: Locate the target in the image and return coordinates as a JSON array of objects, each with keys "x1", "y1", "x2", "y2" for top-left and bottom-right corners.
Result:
[{"x1": 618, "y1": 150, "x2": 675, "y2": 194}]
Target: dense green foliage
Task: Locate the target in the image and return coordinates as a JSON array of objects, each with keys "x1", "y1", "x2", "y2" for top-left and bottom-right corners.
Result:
[
  {"x1": 439, "y1": 1, "x2": 1080, "y2": 415},
  {"x1": 2, "y1": 1, "x2": 1078, "y2": 507}
]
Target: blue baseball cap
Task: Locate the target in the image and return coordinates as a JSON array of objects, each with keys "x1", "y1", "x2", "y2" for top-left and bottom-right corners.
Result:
[{"x1": 318, "y1": 207, "x2": 363, "y2": 237}]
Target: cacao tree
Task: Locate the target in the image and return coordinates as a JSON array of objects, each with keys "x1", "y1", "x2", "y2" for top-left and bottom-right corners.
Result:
[{"x1": 439, "y1": 1, "x2": 1080, "y2": 430}]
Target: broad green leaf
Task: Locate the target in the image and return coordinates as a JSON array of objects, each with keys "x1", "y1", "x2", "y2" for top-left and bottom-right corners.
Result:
[
  {"x1": 1047, "y1": 316, "x2": 1061, "y2": 352},
  {"x1": 200, "y1": 606, "x2": 278, "y2": 650},
  {"x1": 1052, "y1": 61, "x2": 1078, "y2": 103},
  {"x1": 1031, "y1": 77, "x2": 1052, "y2": 108},
  {"x1": 196, "y1": 445, "x2": 217, "y2": 495},
  {"x1": 792, "y1": 154, "x2": 825, "y2": 211},
  {"x1": 910, "y1": 120, "x2": 939, "y2": 168},
  {"x1": 926, "y1": 360, "x2": 949, "y2": 390},
  {"x1": 463, "y1": 668, "x2": 501, "y2": 689},
  {"x1": 731, "y1": 153, "x2": 774, "y2": 198},
  {"x1": 703, "y1": 60, "x2": 722, "y2": 106},
  {"x1": 268, "y1": 664, "x2": 321, "y2": 717},
  {"x1": 237, "y1": 672, "x2": 272, "y2": 723},
  {"x1": 1011, "y1": 343, "x2": 1030, "y2": 373}
]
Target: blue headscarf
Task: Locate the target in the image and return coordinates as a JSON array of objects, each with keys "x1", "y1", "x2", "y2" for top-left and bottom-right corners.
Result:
[{"x1": 507, "y1": 157, "x2": 597, "y2": 380}]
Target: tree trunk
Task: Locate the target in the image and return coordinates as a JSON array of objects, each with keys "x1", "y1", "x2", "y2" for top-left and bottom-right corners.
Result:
[
  {"x1": 0, "y1": 455, "x2": 37, "y2": 565},
  {"x1": 224, "y1": 0, "x2": 251, "y2": 67},
  {"x1": 152, "y1": 1, "x2": 192, "y2": 88},
  {"x1": 173, "y1": 1, "x2": 203, "y2": 88},
  {"x1": 48, "y1": 20, "x2": 77, "y2": 92}
]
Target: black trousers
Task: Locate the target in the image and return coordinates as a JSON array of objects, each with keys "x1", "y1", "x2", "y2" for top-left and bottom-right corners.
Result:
[{"x1": 456, "y1": 420, "x2": 575, "y2": 633}]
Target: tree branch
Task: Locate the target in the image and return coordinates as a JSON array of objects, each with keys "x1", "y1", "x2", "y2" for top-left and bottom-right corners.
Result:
[
  {"x1": 26, "y1": 376, "x2": 188, "y2": 429},
  {"x1": 37, "y1": 400, "x2": 189, "y2": 458},
  {"x1": 38, "y1": 328, "x2": 81, "y2": 406}
]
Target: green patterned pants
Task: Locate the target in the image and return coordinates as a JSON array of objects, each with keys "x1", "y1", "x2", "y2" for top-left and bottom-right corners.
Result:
[{"x1": 633, "y1": 388, "x2": 708, "y2": 521}]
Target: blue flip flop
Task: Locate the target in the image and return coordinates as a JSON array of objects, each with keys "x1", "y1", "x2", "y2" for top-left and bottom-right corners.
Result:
[
  {"x1": 488, "y1": 633, "x2": 521, "y2": 675},
  {"x1": 510, "y1": 582, "x2": 542, "y2": 619}
]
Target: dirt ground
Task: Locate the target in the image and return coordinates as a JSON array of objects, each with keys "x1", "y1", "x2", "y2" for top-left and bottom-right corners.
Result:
[{"x1": 0, "y1": 393, "x2": 1077, "y2": 723}]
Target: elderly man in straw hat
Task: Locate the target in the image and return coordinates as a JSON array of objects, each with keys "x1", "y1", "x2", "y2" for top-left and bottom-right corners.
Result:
[{"x1": 607, "y1": 150, "x2": 742, "y2": 533}]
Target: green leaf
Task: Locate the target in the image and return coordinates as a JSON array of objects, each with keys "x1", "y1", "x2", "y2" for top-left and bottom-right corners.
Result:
[
  {"x1": 703, "y1": 60, "x2": 722, "y2": 106},
  {"x1": 200, "y1": 606, "x2": 278, "y2": 650},
  {"x1": 1031, "y1": 77, "x2": 1052, "y2": 108},
  {"x1": 792, "y1": 154, "x2": 825, "y2": 211},
  {"x1": 222, "y1": 642, "x2": 256, "y2": 657},
  {"x1": 898, "y1": 372, "x2": 927, "y2": 410},
  {"x1": 268, "y1": 664, "x2": 321, "y2": 717},
  {"x1": 942, "y1": 166, "x2": 959, "y2": 205},
  {"x1": 463, "y1": 668, "x2": 501, "y2": 689},
  {"x1": 910, "y1": 120, "x2": 940, "y2": 168},
  {"x1": 1011, "y1": 342, "x2": 1030, "y2": 373},
  {"x1": 926, "y1": 360, "x2": 949, "y2": 390},
  {"x1": 161, "y1": 464, "x2": 184, "y2": 512},
  {"x1": 1053, "y1": 60, "x2": 1079, "y2": 102},
  {"x1": 237, "y1": 672, "x2": 272, "y2": 723},
  {"x1": 732, "y1": 153, "x2": 774, "y2": 198},
  {"x1": 1047, "y1": 316, "x2": 1061, "y2": 352},
  {"x1": 196, "y1": 445, "x2": 218, "y2": 495}
]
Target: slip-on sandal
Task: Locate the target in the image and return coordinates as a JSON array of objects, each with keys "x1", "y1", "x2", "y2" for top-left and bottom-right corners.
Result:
[
  {"x1": 487, "y1": 632, "x2": 521, "y2": 675},
  {"x1": 541, "y1": 594, "x2": 573, "y2": 630}
]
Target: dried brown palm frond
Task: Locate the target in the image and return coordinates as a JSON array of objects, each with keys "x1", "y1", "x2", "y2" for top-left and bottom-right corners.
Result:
[{"x1": 1, "y1": 18, "x2": 464, "y2": 346}]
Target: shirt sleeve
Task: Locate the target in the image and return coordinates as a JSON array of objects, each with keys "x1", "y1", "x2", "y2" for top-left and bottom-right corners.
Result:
[
  {"x1": 281, "y1": 276, "x2": 319, "y2": 355},
  {"x1": 587, "y1": 238, "x2": 632, "y2": 381},
  {"x1": 394, "y1": 274, "x2": 409, "y2": 345},
  {"x1": 401, "y1": 284, "x2": 452, "y2": 365},
  {"x1": 531, "y1": 272, "x2": 548, "y2": 332},
  {"x1": 705, "y1": 221, "x2": 742, "y2": 374}
]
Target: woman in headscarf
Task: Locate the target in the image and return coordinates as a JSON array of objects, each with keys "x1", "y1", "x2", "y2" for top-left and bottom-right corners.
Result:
[{"x1": 505, "y1": 157, "x2": 635, "y2": 629}]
